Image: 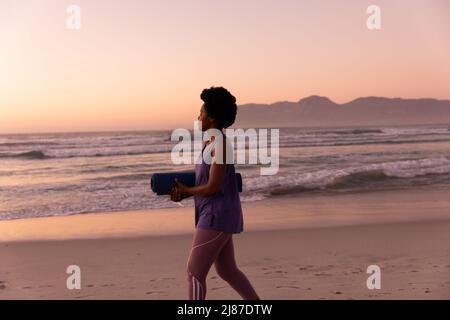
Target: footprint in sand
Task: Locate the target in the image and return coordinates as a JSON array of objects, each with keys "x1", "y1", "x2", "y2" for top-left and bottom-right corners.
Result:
[
  {"x1": 145, "y1": 291, "x2": 166, "y2": 295},
  {"x1": 297, "y1": 265, "x2": 313, "y2": 270},
  {"x1": 264, "y1": 270, "x2": 288, "y2": 275},
  {"x1": 211, "y1": 286, "x2": 227, "y2": 291},
  {"x1": 314, "y1": 272, "x2": 332, "y2": 277},
  {"x1": 276, "y1": 285, "x2": 300, "y2": 289}
]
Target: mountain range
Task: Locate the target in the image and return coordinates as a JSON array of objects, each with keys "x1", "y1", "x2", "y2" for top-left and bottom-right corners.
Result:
[{"x1": 233, "y1": 96, "x2": 450, "y2": 128}]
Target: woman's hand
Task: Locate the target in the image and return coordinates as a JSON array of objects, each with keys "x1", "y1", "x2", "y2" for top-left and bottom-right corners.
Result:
[
  {"x1": 170, "y1": 178, "x2": 191, "y2": 202},
  {"x1": 174, "y1": 178, "x2": 189, "y2": 194}
]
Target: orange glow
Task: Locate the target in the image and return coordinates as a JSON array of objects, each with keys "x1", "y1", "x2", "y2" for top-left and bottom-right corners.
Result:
[{"x1": 1, "y1": 0, "x2": 449, "y2": 133}]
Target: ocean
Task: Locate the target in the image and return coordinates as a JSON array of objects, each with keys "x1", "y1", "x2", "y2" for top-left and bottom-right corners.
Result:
[{"x1": 1, "y1": 125, "x2": 450, "y2": 221}]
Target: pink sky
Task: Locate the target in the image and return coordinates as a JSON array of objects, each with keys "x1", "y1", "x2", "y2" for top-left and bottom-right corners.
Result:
[{"x1": 1, "y1": 0, "x2": 449, "y2": 133}]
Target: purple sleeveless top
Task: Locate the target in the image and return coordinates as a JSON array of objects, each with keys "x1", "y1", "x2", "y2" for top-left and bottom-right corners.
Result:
[{"x1": 194, "y1": 133, "x2": 244, "y2": 234}]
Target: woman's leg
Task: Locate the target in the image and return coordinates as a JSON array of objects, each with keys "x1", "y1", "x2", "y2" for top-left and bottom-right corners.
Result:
[
  {"x1": 214, "y1": 236, "x2": 260, "y2": 300},
  {"x1": 186, "y1": 227, "x2": 231, "y2": 300}
]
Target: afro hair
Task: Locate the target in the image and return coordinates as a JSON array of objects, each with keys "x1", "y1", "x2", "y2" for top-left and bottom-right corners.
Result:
[{"x1": 200, "y1": 86, "x2": 237, "y2": 129}]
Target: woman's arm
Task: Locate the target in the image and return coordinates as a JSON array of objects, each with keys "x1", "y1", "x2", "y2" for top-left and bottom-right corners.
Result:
[
  {"x1": 170, "y1": 140, "x2": 227, "y2": 201},
  {"x1": 182, "y1": 162, "x2": 226, "y2": 197}
]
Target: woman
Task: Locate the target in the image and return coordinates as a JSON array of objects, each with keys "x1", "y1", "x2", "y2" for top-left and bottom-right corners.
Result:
[{"x1": 170, "y1": 86, "x2": 260, "y2": 300}]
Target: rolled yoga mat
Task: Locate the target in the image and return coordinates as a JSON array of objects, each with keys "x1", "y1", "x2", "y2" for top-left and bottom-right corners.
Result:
[{"x1": 150, "y1": 172, "x2": 243, "y2": 195}]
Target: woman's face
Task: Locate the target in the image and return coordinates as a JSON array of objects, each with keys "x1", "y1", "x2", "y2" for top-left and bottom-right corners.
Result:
[{"x1": 198, "y1": 104, "x2": 214, "y2": 131}]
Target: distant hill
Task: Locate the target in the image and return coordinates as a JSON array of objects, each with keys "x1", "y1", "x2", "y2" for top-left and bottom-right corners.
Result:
[{"x1": 232, "y1": 95, "x2": 450, "y2": 128}]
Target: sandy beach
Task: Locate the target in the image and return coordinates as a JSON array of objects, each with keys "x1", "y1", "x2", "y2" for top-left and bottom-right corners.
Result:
[{"x1": 1, "y1": 188, "x2": 450, "y2": 300}]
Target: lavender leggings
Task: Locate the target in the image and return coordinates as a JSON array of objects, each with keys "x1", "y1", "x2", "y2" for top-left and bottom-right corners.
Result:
[{"x1": 186, "y1": 227, "x2": 260, "y2": 300}]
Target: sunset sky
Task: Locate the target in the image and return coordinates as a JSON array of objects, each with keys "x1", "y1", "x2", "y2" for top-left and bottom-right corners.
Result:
[{"x1": 1, "y1": 0, "x2": 449, "y2": 133}]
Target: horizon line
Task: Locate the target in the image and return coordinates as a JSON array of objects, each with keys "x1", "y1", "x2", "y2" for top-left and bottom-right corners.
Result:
[
  {"x1": 244, "y1": 95, "x2": 450, "y2": 107},
  {"x1": 2, "y1": 95, "x2": 450, "y2": 135},
  {"x1": 2, "y1": 123, "x2": 450, "y2": 136}
]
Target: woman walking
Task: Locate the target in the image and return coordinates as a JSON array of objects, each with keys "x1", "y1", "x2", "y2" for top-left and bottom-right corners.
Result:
[{"x1": 170, "y1": 86, "x2": 260, "y2": 300}]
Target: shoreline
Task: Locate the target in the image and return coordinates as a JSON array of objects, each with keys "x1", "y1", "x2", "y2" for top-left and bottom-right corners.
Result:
[{"x1": 2, "y1": 187, "x2": 450, "y2": 242}]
